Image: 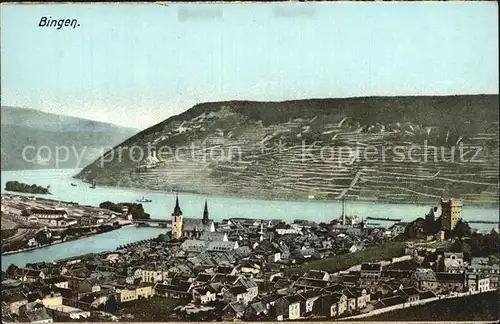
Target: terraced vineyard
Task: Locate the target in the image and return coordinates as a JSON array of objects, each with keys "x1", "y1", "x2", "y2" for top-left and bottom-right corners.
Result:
[{"x1": 76, "y1": 95, "x2": 499, "y2": 205}]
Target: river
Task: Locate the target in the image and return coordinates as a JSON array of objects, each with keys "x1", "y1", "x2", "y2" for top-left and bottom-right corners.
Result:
[{"x1": 1, "y1": 168, "x2": 498, "y2": 270}]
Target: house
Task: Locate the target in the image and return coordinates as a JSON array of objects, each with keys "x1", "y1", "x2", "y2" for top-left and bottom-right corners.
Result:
[
  {"x1": 193, "y1": 273, "x2": 213, "y2": 287},
  {"x1": 212, "y1": 274, "x2": 240, "y2": 286},
  {"x1": 293, "y1": 277, "x2": 329, "y2": 290},
  {"x1": 435, "y1": 272, "x2": 466, "y2": 293},
  {"x1": 104, "y1": 253, "x2": 122, "y2": 264},
  {"x1": 381, "y1": 270, "x2": 412, "y2": 281},
  {"x1": 216, "y1": 265, "x2": 238, "y2": 275},
  {"x1": 37, "y1": 217, "x2": 70, "y2": 228},
  {"x1": 413, "y1": 269, "x2": 439, "y2": 291},
  {"x1": 192, "y1": 285, "x2": 217, "y2": 304},
  {"x1": 180, "y1": 239, "x2": 206, "y2": 253},
  {"x1": 268, "y1": 252, "x2": 281, "y2": 263},
  {"x1": 360, "y1": 263, "x2": 382, "y2": 286},
  {"x1": 77, "y1": 290, "x2": 116, "y2": 310},
  {"x1": 345, "y1": 227, "x2": 362, "y2": 237},
  {"x1": 241, "y1": 263, "x2": 261, "y2": 274},
  {"x1": 21, "y1": 306, "x2": 53, "y2": 323},
  {"x1": 303, "y1": 270, "x2": 330, "y2": 281},
  {"x1": 351, "y1": 287, "x2": 370, "y2": 310},
  {"x1": 389, "y1": 223, "x2": 407, "y2": 238},
  {"x1": 4, "y1": 292, "x2": 28, "y2": 315},
  {"x1": 223, "y1": 301, "x2": 246, "y2": 319},
  {"x1": 419, "y1": 290, "x2": 437, "y2": 301},
  {"x1": 23, "y1": 208, "x2": 68, "y2": 220},
  {"x1": 397, "y1": 287, "x2": 420, "y2": 303},
  {"x1": 11, "y1": 268, "x2": 46, "y2": 282},
  {"x1": 79, "y1": 215, "x2": 97, "y2": 226},
  {"x1": 199, "y1": 231, "x2": 228, "y2": 242},
  {"x1": 67, "y1": 277, "x2": 101, "y2": 294},
  {"x1": 342, "y1": 273, "x2": 360, "y2": 286},
  {"x1": 443, "y1": 252, "x2": 465, "y2": 272},
  {"x1": 2, "y1": 278, "x2": 22, "y2": 288},
  {"x1": 468, "y1": 257, "x2": 500, "y2": 275},
  {"x1": 43, "y1": 276, "x2": 69, "y2": 289},
  {"x1": 226, "y1": 286, "x2": 254, "y2": 305},
  {"x1": 141, "y1": 269, "x2": 168, "y2": 283},
  {"x1": 28, "y1": 287, "x2": 63, "y2": 308},
  {"x1": 168, "y1": 264, "x2": 194, "y2": 277},
  {"x1": 292, "y1": 248, "x2": 316, "y2": 259},
  {"x1": 154, "y1": 282, "x2": 192, "y2": 299},
  {"x1": 342, "y1": 288, "x2": 357, "y2": 313},
  {"x1": 372, "y1": 295, "x2": 406, "y2": 309},
  {"x1": 274, "y1": 294, "x2": 302, "y2": 320},
  {"x1": 313, "y1": 293, "x2": 347, "y2": 318},
  {"x1": 117, "y1": 286, "x2": 138, "y2": 303},
  {"x1": 273, "y1": 278, "x2": 293, "y2": 295},
  {"x1": 116, "y1": 283, "x2": 155, "y2": 303},
  {"x1": 207, "y1": 241, "x2": 239, "y2": 252},
  {"x1": 45, "y1": 304, "x2": 90, "y2": 320},
  {"x1": 244, "y1": 301, "x2": 268, "y2": 319},
  {"x1": 299, "y1": 289, "x2": 321, "y2": 314},
  {"x1": 466, "y1": 274, "x2": 490, "y2": 292},
  {"x1": 349, "y1": 243, "x2": 364, "y2": 253}
]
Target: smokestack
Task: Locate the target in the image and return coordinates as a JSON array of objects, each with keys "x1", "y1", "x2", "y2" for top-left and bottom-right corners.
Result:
[{"x1": 341, "y1": 198, "x2": 346, "y2": 226}]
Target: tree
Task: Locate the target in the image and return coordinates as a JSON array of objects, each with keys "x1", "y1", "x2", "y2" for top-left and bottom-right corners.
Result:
[
  {"x1": 424, "y1": 218, "x2": 441, "y2": 236},
  {"x1": 485, "y1": 231, "x2": 499, "y2": 255},
  {"x1": 452, "y1": 220, "x2": 471, "y2": 240},
  {"x1": 6, "y1": 264, "x2": 18, "y2": 275},
  {"x1": 450, "y1": 240, "x2": 472, "y2": 261},
  {"x1": 105, "y1": 295, "x2": 119, "y2": 313},
  {"x1": 35, "y1": 231, "x2": 52, "y2": 245}
]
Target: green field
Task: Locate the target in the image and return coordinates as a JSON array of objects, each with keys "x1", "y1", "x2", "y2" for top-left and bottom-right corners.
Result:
[
  {"x1": 285, "y1": 241, "x2": 406, "y2": 275},
  {"x1": 358, "y1": 290, "x2": 499, "y2": 321},
  {"x1": 118, "y1": 297, "x2": 182, "y2": 322}
]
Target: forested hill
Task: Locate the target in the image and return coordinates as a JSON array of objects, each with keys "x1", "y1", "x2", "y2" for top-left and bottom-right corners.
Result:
[{"x1": 1, "y1": 106, "x2": 138, "y2": 170}]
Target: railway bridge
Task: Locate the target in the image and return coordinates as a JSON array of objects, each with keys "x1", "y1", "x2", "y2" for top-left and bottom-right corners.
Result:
[{"x1": 132, "y1": 218, "x2": 171, "y2": 228}]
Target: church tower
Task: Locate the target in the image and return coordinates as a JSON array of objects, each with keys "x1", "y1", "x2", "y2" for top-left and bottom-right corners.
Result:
[
  {"x1": 202, "y1": 199, "x2": 209, "y2": 225},
  {"x1": 171, "y1": 192, "x2": 183, "y2": 240}
]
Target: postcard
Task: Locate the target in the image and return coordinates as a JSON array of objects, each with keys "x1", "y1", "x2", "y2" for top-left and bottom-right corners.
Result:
[{"x1": 0, "y1": 2, "x2": 498, "y2": 323}]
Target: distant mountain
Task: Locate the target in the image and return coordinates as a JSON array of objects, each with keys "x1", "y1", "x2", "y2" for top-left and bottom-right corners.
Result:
[
  {"x1": 75, "y1": 95, "x2": 499, "y2": 205},
  {"x1": 1, "y1": 106, "x2": 139, "y2": 170}
]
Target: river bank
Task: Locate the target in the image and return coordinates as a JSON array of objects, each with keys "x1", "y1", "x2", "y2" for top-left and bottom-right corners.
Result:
[
  {"x1": 2, "y1": 241, "x2": 63, "y2": 256},
  {"x1": 1, "y1": 226, "x2": 167, "y2": 270},
  {"x1": 70, "y1": 176, "x2": 500, "y2": 208},
  {"x1": 1, "y1": 223, "x2": 125, "y2": 256},
  {"x1": 2, "y1": 168, "x2": 498, "y2": 270}
]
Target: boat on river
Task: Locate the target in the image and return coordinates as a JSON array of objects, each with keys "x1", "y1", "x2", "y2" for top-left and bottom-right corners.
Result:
[{"x1": 137, "y1": 196, "x2": 152, "y2": 203}]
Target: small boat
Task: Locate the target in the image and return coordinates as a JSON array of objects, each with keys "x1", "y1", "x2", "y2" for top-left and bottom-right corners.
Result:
[
  {"x1": 137, "y1": 196, "x2": 152, "y2": 203},
  {"x1": 71, "y1": 183, "x2": 77, "y2": 187}
]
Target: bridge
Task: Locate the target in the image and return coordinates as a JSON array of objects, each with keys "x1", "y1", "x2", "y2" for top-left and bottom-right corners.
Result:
[{"x1": 132, "y1": 218, "x2": 171, "y2": 228}]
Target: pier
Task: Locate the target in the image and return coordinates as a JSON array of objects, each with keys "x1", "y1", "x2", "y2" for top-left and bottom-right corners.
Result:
[{"x1": 467, "y1": 220, "x2": 499, "y2": 224}]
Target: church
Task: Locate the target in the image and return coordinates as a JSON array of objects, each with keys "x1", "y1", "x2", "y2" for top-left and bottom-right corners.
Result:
[{"x1": 171, "y1": 193, "x2": 215, "y2": 240}]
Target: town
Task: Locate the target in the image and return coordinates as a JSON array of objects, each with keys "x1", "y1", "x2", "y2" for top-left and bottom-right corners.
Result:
[
  {"x1": 1, "y1": 195, "x2": 129, "y2": 255},
  {"x1": 1, "y1": 195, "x2": 499, "y2": 322}
]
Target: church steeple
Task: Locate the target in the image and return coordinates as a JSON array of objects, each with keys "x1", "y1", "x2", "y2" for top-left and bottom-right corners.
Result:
[
  {"x1": 171, "y1": 191, "x2": 183, "y2": 240},
  {"x1": 202, "y1": 199, "x2": 209, "y2": 225},
  {"x1": 172, "y1": 191, "x2": 182, "y2": 216}
]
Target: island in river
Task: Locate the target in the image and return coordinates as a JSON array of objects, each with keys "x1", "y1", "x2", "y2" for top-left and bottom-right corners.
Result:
[{"x1": 4, "y1": 181, "x2": 50, "y2": 194}]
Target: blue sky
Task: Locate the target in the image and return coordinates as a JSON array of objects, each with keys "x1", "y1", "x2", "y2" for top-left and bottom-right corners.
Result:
[{"x1": 1, "y1": 2, "x2": 498, "y2": 129}]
